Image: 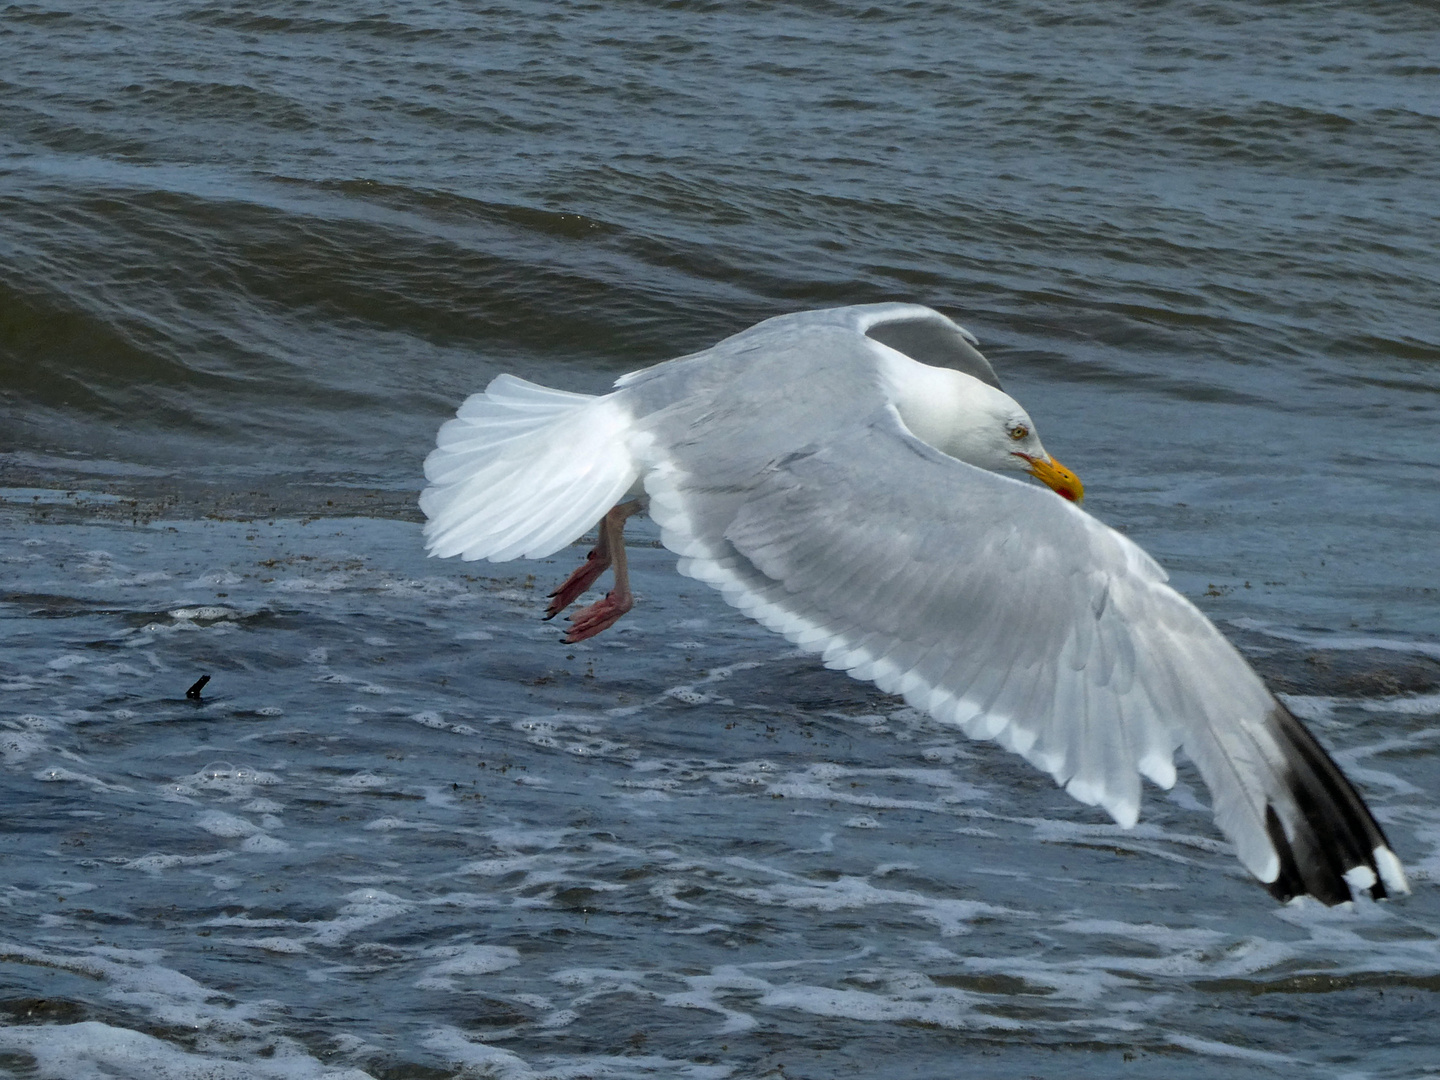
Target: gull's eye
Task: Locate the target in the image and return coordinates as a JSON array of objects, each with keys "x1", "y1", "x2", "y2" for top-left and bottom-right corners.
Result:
[{"x1": 1008, "y1": 425, "x2": 1029, "y2": 441}]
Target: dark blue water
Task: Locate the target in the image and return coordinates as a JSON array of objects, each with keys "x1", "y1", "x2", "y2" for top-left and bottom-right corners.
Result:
[{"x1": 2, "y1": 2, "x2": 1438, "y2": 1077}]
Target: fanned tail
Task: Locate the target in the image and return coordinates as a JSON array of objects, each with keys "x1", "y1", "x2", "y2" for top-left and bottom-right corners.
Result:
[{"x1": 420, "y1": 375, "x2": 639, "y2": 562}]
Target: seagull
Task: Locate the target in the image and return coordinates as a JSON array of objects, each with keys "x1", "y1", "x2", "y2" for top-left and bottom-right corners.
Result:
[{"x1": 420, "y1": 303, "x2": 1409, "y2": 906}]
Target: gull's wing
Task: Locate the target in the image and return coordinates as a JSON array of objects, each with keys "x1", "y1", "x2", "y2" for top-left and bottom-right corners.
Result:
[
  {"x1": 862, "y1": 306, "x2": 1004, "y2": 390},
  {"x1": 639, "y1": 404, "x2": 1407, "y2": 905}
]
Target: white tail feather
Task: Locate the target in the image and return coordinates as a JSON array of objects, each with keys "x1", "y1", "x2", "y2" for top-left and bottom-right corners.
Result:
[{"x1": 420, "y1": 375, "x2": 639, "y2": 561}]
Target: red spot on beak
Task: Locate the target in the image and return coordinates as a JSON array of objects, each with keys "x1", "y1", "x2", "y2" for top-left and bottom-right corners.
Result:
[{"x1": 1014, "y1": 452, "x2": 1084, "y2": 503}]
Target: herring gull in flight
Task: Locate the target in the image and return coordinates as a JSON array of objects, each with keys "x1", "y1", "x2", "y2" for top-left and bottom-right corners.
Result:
[{"x1": 420, "y1": 303, "x2": 1409, "y2": 906}]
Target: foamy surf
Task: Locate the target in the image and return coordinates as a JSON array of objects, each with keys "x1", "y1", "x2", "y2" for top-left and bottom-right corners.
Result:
[{"x1": 1, "y1": 506, "x2": 1437, "y2": 1078}]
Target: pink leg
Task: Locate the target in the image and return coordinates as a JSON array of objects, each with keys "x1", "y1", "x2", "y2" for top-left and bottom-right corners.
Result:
[
  {"x1": 547, "y1": 501, "x2": 642, "y2": 643},
  {"x1": 544, "y1": 534, "x2": 612, "y2": 620}
]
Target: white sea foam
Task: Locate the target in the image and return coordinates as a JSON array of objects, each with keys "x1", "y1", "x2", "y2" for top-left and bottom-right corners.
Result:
[
  {"x1": 122, "y1": 852, "x2": 233, "y2": 874},
  {"x1": 0, "y1": 730, "x2": 48, "y2": 763},
  {"x1": 94, "y1": 570, "x2": 172, "y2": 587},
  {"x1": 728, "y1": 872, "x2": 1015, "y2": 937},
  {"x1": 274, "y1": 573, "x2": 352, "y2": 592},
  {"x1": 187, "y1": 763, "x2": 282, "y2": 794},
  {"x1": 760, "y1": 981, "x2": 1024, "y2": 1031},
  {"x1": 1359, "y1": 692, "x2": 1440, "y2": 716},
  {"x1": 422, "y1": 1028, "x2": 538, "y2": 1080},
  {"x1": 1167, "y1": 1033, "x2": 1300, "y2": 1065},
  {"x1": 0, "y1": 941, "x2": 290, "y2": 1045},
  {"x1": 47, "y1": 652, "x2": 94, "y2": 670},
  {"x1": 169, "y1": 605, "x2": 237, "y2": 621},
  {"x1": 415, "y1": 944, "x2": 522, "y2": 989},
  {"x1": 1275, "y1": 694, "x2": 1336, "y2": 723},
  {"x1": 0, "y1": 1021, "x2": 375, "y2": 1080},
  {"x1": 1229, "y1": 618, "x2": 1440, "y2": 660},
  {"x1": 306, "y1": 889, "x2": 414, "y2": 947},
  {"x1": 759, "y1": 761, "x2": 987, "y2": 811},
  {"x1": 192, "y1": 569, "x2": 243, "y2": 586},
  {"x1": 3, "y1": 511, "x2": 1434, "y2": 1079},
  {"x1": 195, "y1": 810, "x2": 261, "y2": 837},
  {"x1": 35, "y1": 766, "x2": 132, "y2": 792},
  {"x1": 1024, "y1": 816, "x2": 1232, "y2": 860},
  {"x1": 666, "y1": 686, "x2": 711, "y2": 705}
]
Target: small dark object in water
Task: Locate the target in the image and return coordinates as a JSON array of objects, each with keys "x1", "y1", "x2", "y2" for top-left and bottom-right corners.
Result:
[{"x1": 186, "y1": 675, "x2": 211, "y2": 700}]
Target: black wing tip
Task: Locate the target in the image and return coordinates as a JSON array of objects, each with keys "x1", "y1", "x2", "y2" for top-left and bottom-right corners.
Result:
[
  {"x1": 1260, "y1": 703, "x2": 1410, "y2": 906},
  {"x1": 1261, "y1": 804, "x2": 1387, "y2": 905}
]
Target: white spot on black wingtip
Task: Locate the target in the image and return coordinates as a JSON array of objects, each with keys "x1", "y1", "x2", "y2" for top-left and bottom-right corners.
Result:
[
  {"x1": 1343, "y1": 863, "x2": 1377, "y2": 894},
  {"x1": 1261, "y1": 702, "x2": 1406, "y2": 906},
  {"x1": 1374, "y1": 845, "x2": 1411, "y2": 897}
]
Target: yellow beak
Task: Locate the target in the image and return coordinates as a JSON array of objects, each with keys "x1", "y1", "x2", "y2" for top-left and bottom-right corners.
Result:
[{"x1": 1016, "y1": 453, "x2": 1084, "y2": 503}]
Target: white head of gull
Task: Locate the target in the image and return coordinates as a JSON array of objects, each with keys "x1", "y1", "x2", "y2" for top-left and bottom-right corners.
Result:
[{"x1": 420, "y1": 302, "x2": 1409, "y2": 908}]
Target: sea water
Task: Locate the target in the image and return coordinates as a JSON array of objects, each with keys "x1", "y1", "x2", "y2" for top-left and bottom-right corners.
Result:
[{"x1": 2, "y1": 2, "x2": 1438, "y2": 1077}]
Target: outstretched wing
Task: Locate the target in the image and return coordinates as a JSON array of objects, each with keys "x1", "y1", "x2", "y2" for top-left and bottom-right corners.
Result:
[{"x1": 639, "y1": 404, "x2": 1407, "y2": 904}]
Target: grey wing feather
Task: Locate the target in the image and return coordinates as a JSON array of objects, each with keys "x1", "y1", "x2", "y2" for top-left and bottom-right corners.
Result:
[
  {"x1": 863, "y1": 308, "x2": 1004, "y2": 389},
  {"x1": 636, "y1": 395, "x2": 1406, "y2": 904},
  {"x1": 615, "y1": 301, "x2": 1002, "y2": 396}
]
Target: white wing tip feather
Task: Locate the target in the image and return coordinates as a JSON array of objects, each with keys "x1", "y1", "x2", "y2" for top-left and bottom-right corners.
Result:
[
  {"x1": 1250, "y1": 850, "x2": 1283, "y2": 887},
  {"x1": 996, "y1": 722, "x2": 1038, "y2": 757},
  {"x1": 1111, "y1": 800, "x2": 1141, "y2": 830},
  {"x1": 1137, "y1": 751, "x2": 1177, "y2": 790},
  {"x1": 1343, "y1": 864, "x2": 1378, "y2": 894},
  {"x1": 1374, "y1": 846, "x2": 1411, "y2": 896},
  {"x1": 970, "y1": 710, "x2": 1006, "y2": 741}
]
